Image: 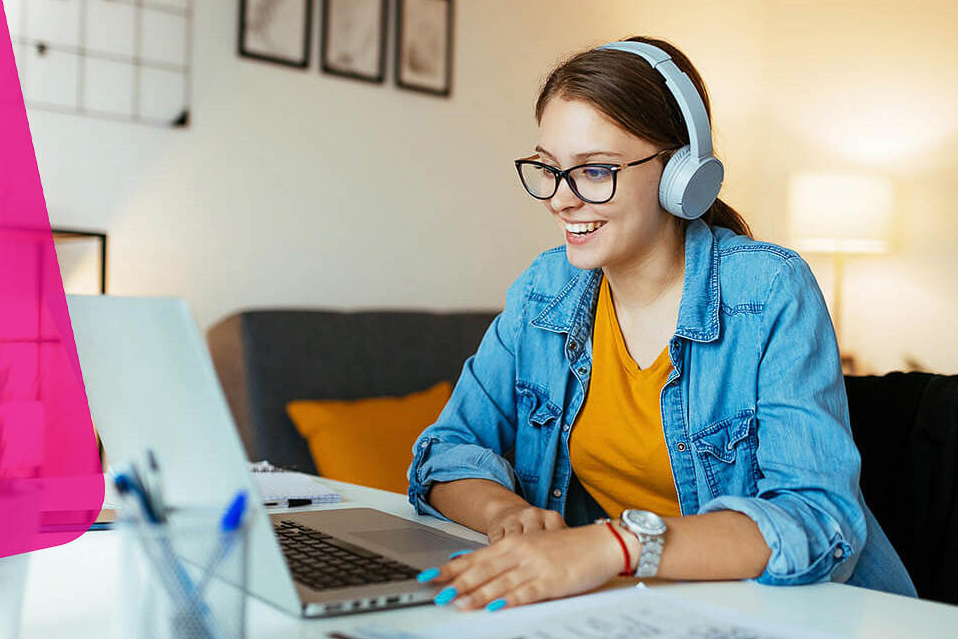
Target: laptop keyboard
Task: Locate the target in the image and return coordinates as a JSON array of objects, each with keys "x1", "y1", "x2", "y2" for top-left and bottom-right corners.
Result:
[{"x1": 274, "y1": 520, "x2": 421, "y2": 591}]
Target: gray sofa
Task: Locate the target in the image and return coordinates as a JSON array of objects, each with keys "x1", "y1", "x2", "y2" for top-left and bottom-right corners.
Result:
[{"x1": 206, "y1": 309, "x2": 498, "y2": 474}]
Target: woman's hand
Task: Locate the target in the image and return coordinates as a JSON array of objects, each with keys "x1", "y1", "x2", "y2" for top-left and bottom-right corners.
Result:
[
  {"x1": 419, "y1": 524, "x2": 623, "y2": 611},
  {"x1": 428, "y1": 479, "x2": 565, "y2": 542},
  {"x1": 484, "y1": 503, "x2": 566, "y2": 543}
]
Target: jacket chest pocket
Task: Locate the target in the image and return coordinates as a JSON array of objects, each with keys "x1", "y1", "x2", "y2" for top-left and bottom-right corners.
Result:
[
  {"x1": 514, "y1": 383, "x2": 560, "y2": 487},
  {"x1": 689, "y1": 408, "x2": 762, "y2": 498}
]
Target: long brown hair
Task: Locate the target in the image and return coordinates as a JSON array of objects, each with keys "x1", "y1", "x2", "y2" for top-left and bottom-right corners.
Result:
[{"x1": 534, "y1": 36, "x2": 752, "y2": 238}]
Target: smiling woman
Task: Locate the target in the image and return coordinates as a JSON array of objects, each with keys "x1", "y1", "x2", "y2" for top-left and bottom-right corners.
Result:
[{"x1": 406, "y1": 35, "x2": 916, "y2": 612}]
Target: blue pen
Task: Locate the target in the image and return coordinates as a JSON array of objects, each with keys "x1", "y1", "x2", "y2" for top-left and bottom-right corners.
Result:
[
  {"x1": 114, "y1": 473, "x2": 194, "y2": 599},
  {"x1": 116, "y1": 470, "x2": 160, "y2": 523},
  {"x1": 114, "y1": 472, "x2": 218, "y2": 639},
  {"x1": 196, "y1": 490, "x2": 248, "y2": 596},
  {"x1": 145, "y1": 449, "x2": 169, "y2": 522}
]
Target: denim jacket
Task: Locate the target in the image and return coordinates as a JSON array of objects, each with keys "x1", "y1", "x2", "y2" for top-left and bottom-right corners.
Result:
[{"x1": 409, "y1": 219, "x2": 914, "y2": 592}]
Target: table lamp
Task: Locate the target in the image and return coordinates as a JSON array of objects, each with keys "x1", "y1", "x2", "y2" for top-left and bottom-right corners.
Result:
[{"x1": 787, "y1": 172, "x2": 894, "y2": 370}]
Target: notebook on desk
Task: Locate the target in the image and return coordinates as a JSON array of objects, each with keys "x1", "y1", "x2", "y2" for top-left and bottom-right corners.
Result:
[
  {"x1": 67, "y1": 294, "x2": 483, "y2": 618},
  {"x1": 249, "y1": 461, "x2": 342, "y2": 507}
]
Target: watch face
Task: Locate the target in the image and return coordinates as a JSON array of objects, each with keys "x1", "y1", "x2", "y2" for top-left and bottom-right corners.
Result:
[{"x1": 624, "y1": 510, "x2": 667, "y2": 535}]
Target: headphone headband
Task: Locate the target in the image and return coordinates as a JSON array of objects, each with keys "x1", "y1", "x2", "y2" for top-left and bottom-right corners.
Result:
[
  {"x1": 597, "y1": 41, "x2": 713, "y2": 160},
  {"x1": 594, "y1": 40, "x2": 724, "y2": 219}
]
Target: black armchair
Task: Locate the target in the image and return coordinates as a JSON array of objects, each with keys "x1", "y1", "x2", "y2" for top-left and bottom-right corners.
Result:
[{"x1": 844, "y1": 372, "x2": 958, "y2": 604}]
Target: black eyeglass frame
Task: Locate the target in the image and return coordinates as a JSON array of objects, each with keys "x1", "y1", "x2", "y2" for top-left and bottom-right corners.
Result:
[{"x1": 514, "y1": 147, "x2": 678, "y2": 204}]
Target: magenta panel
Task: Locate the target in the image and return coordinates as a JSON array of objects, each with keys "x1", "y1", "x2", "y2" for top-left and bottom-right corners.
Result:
[{"x1": 0, "y1": 0, "x2": 104, "y2": 557}]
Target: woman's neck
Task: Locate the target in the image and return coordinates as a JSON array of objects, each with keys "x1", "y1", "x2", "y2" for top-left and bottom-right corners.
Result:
[{"x1": 603, "y1": 221, "x2": 686, "y2": 313}]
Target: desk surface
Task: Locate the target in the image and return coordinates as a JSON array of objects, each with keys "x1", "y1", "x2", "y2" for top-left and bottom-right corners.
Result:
[{"x1": 19, "y1": 479, "x2": 958, "y2": 638}]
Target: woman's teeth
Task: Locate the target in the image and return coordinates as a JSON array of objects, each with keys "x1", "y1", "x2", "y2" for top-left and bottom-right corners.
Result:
[{"x1": 565, "y1": 221, "x2": 606, "y2": 235}]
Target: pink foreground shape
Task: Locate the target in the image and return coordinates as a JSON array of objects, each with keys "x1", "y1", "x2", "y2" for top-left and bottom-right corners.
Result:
[{"x1": 0, "y1": 0, "x2": 104, "y2": 557}]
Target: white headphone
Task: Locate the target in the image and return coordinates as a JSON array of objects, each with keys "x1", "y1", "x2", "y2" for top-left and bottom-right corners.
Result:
[{"x1": 597, "y1": 41, "x2": 724, "y2": 220}]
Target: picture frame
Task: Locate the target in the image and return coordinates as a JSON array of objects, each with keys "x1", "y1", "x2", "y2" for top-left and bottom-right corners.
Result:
[
  {"x1": 395, "y1": 0, "x2": 453, "y2": 97},
  {"x1": 321, "y1": 0, "x2": 388, "y2": 84},
  {"x1": 51, "y1": 228, "x2": 108, "y2": 295},
  {"x1": 238, "y1": 0, "x2": 313, "y2": 69}
]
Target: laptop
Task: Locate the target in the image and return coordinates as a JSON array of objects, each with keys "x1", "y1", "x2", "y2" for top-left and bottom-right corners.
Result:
[{"x1": 66, "y1": 294, "x2": 484, "y2": 617}]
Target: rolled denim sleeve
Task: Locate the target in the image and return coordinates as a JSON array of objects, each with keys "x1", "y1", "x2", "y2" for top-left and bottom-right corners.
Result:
[
  {"x1": 699, "y1": 255, "x2": 866, "y2": 585},
  {"x1": 407, "y1": 260, "x2": 536, "y2": 520}
]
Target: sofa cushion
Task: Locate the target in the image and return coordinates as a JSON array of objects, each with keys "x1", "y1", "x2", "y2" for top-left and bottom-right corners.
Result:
[
  {"x1": 287, "y1": 381, "x2": 452, "y2": 493},
  {"x1": 207, "y1": 309, "x2": 497, "y2": 473}
]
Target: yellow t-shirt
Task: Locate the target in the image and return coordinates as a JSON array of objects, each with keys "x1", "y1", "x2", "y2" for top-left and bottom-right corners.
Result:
[{"x1": 569, "y1": 276, "x2": 682, "y2": 518}]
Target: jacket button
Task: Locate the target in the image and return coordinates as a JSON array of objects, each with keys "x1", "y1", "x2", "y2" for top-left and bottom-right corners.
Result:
[
  {"x1": 569, "y1": 340, "x2": 578, "y2": 352},
  {"x1": 577, "y1": 366, "x2": 588, "y2": 375},
  {"x1": 833, "y1": 547, "x2": 844, "y2": 559},
  {"x1": 562, "y1": 423, "x2": 571, "y2": 432},
  {"x1": 676, "y1": 442, "x2": 687, "y2": 452},
  {"x1": 552, "y1": 488, "x2": 562, "y2": 498},
  {"x1": 419, "y1": 441, "x2": 428, "y2": 449}
]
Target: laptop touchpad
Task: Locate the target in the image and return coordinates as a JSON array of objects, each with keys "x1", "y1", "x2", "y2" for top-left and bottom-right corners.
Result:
[{"x1": 353, "y1": 528, "x2": 479, "y2": 554}]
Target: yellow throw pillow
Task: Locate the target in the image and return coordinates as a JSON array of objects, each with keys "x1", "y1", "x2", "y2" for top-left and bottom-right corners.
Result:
[{"x1": 286, "y1": 381, "x2": 452, "y2": 494}]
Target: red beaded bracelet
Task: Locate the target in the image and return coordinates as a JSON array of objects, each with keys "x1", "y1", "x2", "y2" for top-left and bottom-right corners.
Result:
[{"x1": 601, "y1": 520, "x2": 633, "y2": 577}]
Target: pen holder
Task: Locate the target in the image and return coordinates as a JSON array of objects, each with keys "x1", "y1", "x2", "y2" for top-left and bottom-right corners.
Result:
[{"x1": 118, "y1": 508, "x2": 249, "y2": 639}]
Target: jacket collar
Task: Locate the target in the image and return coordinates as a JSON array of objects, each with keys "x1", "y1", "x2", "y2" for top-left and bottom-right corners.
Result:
[{"x1": 531, "y1": 219, "x2": 721, "y2": 343}]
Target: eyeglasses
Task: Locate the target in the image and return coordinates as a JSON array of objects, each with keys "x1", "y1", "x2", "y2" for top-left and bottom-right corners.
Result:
[{"x1": 514, "y1": 148, "x2": 676, "y2": 205}]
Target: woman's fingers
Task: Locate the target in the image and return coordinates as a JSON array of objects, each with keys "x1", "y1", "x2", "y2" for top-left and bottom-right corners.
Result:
[
  {"x1": 422, "y1": 525, "x2": 623, "y2": 613},
  {"x1": 454, "y1": 566, "x2": 534, "y2": 611},
  {"x1": 517, "y1": 508, "x2": 548, "y2": 533},
  {"x1": 542, "y1": 509, "x2": 566, "y2": 531},
  {"x1": 486, "y1": 506, "x2": 564, "y2": 542},
  {"x1": 500, "y1": 519, "x2": 523, "y2": 538},
  {"x1": 433, "y1": 546, "x2": 521, "y2": 606},
  {"x1": 494, "y1": 508, "x2": 565, "y2": 538},
  {"x1": 499, "y1": 579, "x2": 550, "y2": 609},
  {"x1": 418, "y1": 540, "x2": 510, "y2": 585}
]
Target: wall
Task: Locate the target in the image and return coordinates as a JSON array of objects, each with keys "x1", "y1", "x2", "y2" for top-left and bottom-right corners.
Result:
[
  {"x1": 756, "y1": 0, "x2": 958, "y2": 374},
  {"x1": 16, "y1": 0, "x2": 958, "y2": 374}
]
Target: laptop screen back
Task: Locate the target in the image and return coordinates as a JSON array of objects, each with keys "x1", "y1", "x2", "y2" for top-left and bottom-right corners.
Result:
[{"x1": 66, "y1": 295, "x2": 300, "y2": 614}]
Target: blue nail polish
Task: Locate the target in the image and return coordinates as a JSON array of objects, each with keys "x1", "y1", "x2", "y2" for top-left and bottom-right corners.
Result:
[
  {"x1": 448, "y1": 549, "x2": 473, "y2": 559},
  {"x1": 433, "y1": 586, "x2": 458, "y2": 606},
  {"x1": 416, "y1": 567, "x2": 440, "y2": 583},
  {"x1": 486, "y1": 598, "x2": 507, "y2": 612}
]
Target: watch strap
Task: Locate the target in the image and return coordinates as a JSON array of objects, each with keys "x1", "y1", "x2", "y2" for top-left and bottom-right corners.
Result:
[
  {"x1": 618, "y1": 510, "x2": 667, "y2": 578},
  {"x1": 634, "y1": 534, "x2": 664, "y2": 577}
]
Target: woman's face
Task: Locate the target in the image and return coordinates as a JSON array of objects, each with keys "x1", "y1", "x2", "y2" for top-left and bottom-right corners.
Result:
[{"x1": 535, "y1": 97, "x2": 674, "y2": 272}]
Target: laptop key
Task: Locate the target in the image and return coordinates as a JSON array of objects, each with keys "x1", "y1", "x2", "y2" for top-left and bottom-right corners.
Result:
[
  {"x1": 384, "y1": 572, "x2": 410, "y2": 580},
  {"x1": 321, "y1": 538, "x2": 379, "y2": 558},
  {"x1": 277, "y1": 522, "x2": 422, "y2": 591},
  {"x1": 305, "y1": 532, "x2": 334, "y2": 540}
]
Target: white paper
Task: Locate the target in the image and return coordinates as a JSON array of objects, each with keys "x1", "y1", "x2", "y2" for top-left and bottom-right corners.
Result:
[
  {"x1": 249, "y1": 462, "x2": 342, "y2": 504},
  {"x1": 350, "y1": 586, "x2": 837, "y2": 639}
]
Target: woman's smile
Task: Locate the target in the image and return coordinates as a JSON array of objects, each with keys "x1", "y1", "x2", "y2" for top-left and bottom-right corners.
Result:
[{"x1": 561, "y1": 218, "x2": 608, "y2": 245}]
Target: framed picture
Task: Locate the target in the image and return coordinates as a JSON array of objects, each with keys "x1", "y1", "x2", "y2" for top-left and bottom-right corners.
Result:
[
  {"x1": 321, "y1": 0, "x2": 388, "y2": 83},
  {"x1": 395, "y1": 0, "x2": 453, "y2": 97},
  {"x1": 239, "y1": 0, "x2": 313, "y2": 68}
]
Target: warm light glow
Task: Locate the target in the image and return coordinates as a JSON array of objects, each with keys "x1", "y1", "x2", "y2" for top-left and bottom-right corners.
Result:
[
  {"x1": 787, "y1": 172, "x2": 894, "y2": 254},
  {"x1": 778, "y1": 80, "x2": 958, "y2": 169}
]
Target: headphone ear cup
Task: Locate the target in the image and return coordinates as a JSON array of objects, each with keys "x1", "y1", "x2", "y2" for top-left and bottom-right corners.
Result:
[
  {"x1": 658, "y1": 146, "x2": 724, "y2": 220},
  {"x1": 658, "y1": 146, "x2": 692, "y2": 217}
]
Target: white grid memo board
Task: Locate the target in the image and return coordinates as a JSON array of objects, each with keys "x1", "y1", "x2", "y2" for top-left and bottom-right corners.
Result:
[{"x1": 4, "y1": 0, "x2": 193, "y2": 128}]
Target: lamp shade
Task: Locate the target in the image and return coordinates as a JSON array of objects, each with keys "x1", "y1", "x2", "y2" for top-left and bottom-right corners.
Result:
[{"x1": 787, "y1": 172, "x2": 894, "y2": 253}]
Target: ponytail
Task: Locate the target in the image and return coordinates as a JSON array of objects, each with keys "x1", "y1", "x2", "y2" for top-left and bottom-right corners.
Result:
[{"x1": 701, "y1": 197, "x2": 752, "y2": 238}]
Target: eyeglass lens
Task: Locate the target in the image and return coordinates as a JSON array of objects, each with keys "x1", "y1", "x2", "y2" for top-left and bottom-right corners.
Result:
[{"x1": 518, "y1": 163, "x2": 614, "y2": 203}]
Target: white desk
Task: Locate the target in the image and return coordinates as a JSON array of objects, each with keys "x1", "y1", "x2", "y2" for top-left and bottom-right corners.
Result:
[{"x1": 19, "y1": 479, "x2": 958, "y2": 638}]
